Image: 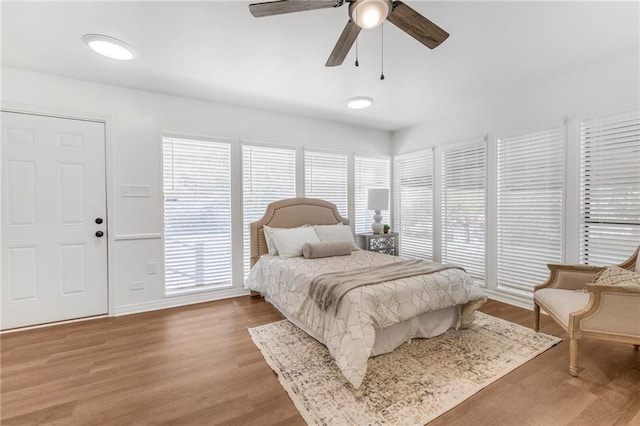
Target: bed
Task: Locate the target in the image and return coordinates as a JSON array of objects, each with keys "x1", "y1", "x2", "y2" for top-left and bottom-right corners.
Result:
[{"x1": 245, "y1": 197, "x2": 487, "y2": 388}]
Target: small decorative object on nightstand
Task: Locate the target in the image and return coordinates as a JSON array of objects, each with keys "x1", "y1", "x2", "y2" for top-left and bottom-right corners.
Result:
[{"x1": 356, "y1": 232, "x2": 399, "y2": 256}]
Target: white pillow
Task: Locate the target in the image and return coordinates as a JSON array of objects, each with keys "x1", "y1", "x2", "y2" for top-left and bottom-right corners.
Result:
[
  {"x1": 270, "y1": 226, "x2": 321, "y2": 258},
  {"x1": 263, "y1": 225, "x2": 279, "y2": 255},
  {"x1": 314, "y1": 224, "x2": 358, "y2": 250}
]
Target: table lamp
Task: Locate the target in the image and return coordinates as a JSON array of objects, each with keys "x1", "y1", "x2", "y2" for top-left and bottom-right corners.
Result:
[{"x1": 368, "y1": 188, "x2": 389, "y2": 234}]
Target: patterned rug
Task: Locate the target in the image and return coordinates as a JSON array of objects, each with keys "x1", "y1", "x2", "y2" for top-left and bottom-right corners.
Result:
[{"x1": 248, "y1": 312, "x2": 561, "y2": 425}]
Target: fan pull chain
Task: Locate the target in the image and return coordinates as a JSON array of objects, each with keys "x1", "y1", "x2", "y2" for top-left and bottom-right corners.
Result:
[
  {"x1": 355, "y1": 8, "x2": 359, "y2": 67},
  {"x1": 380, "y1": 23, "x2": 385, "y2": 80}
]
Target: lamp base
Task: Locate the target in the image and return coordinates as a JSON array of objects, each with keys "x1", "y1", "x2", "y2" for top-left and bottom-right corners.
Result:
[{"x1": 371, "y1": 210, "x2": 383, "y2": 234}]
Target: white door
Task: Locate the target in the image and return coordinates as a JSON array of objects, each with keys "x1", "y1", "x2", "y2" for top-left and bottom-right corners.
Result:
[{"x1": 1, "y1": 111, "x2": 108, "y2": 329}]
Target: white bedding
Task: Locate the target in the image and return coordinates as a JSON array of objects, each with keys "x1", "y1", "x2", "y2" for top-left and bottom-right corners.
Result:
[{"x1": 245, "y1": 250, "x2": 487, "y2": 388}]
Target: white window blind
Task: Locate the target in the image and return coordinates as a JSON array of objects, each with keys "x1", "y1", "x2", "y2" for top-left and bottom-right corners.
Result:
[
  {"x1": 304, "y1": 150, "x2": 348, "y2": 216},
  {"x1": 580, "y1": 111, "x2": 640, "y2": 265},
  {"x1": 243, "y1": 144, "x2": 296, "y2": 277},
  {"x1": 497, "y1": 126, "x2": 565, "y2": 292},
  {"x1": 393, "y1": 150, "x2": 434, "y2": 259},
  {"x1": 441, "y1": 140, "x2": 486, "y2": 282},
  {"x1": 162, "y1": 137, "x2": 232, "y2": 293},
  {"x1": 355, "y1": 155, "x2": 390, "y2": 234}
]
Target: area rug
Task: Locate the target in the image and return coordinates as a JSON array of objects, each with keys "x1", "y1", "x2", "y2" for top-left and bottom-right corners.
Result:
[{"x1": 248, "y1": 312, "x2": 561, "y2": 425}]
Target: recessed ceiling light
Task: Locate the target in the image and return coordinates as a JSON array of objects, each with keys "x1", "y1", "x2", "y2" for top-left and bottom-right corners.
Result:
[
  {"x1": 347, "y1": 97, "x2": 373, "y2": 109},
  {"x1": 82, "y1": 34, "x2": 136, "y2": 61}
]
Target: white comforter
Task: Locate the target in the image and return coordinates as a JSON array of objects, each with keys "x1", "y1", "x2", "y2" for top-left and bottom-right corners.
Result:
[{"x1": 245, "y1": 250, "x2": 487, "y2": 388}]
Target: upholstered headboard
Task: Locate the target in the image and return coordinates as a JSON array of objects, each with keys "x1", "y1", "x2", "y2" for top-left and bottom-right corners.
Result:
[{"x1": 250, "y1": 198, "x2": 349, "y2": 267}]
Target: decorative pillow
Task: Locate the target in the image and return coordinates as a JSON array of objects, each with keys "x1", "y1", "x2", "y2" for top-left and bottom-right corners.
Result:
[
  {"x1": 311, "y1": 222, "x2": 342, "y2": 227},
  {"x1": 263, "y1": 225, "x2": 280, "y2": 255},
  {"x1": 636, "y1": 253, "x2": 640, "y2": 273},
  {"x1": 302, "y1": 241, "x2": 353, "y2": 259},
  {"x1": 314, "y1": 224, "x2": 358, "y2": 250},
  {"x1": 593, "y1": 265, "x2": 640, "y2": 286},
  {"x1": 270, "y1": 226, "x2": 321, "y2": 258}
]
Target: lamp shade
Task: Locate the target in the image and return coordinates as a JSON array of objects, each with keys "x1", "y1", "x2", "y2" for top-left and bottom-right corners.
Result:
[{"x1": 368, "y1": 188, "x2": 389, "y2": 210}]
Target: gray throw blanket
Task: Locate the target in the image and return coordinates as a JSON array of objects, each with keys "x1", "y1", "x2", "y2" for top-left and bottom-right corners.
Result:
[{"x1": 308, "y1": 259, "x2": 465, "y2": 313}]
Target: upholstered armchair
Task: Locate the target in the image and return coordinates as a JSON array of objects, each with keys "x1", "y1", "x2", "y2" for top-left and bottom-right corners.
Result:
[{"x1": 533, "y1": 247, "x2": 640, "y2": 376}]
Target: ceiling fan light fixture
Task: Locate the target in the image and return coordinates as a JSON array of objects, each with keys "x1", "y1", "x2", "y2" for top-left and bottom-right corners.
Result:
[
  {"x1": 82, "y1": 34, "x2": 136, "y2": 60},
  {"x1": 347, "y1": 96, "x2": 373, "y2": 109},
  {"x1": 350, "y1": 0, "x2": 391, "y2": 29}
]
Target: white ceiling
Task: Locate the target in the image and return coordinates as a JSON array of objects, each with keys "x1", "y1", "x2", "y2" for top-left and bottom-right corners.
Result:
[{"x1": 2, "y1": 1, "x2": 638, "y2": 131}]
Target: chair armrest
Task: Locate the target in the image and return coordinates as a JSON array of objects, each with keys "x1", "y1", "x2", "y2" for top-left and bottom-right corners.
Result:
[
  {"x1": 570, "y1": 283, "x2": 640, "y2": 341},
  {"x1": 586, "y1": 282, "x2": 640, "y2": 294},
  {"x1": 534, "y1": 264, "x2": 605, "y2": 292}
]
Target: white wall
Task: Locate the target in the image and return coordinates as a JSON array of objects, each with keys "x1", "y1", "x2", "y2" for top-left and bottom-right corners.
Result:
[
  {"x1": 3, "y1": 48, "x2": 637, "y2": 315},
  {"x1": 1, "y1": 67, "x2": 392, "y2": 315},
  {"x1": 392, "y1": 50, "x2": 640, "y2": 308}
]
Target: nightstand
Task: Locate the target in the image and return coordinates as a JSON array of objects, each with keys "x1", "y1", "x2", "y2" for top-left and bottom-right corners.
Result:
[{"x1": 356, "y1": 232, "x2": 399, "y2": 256}]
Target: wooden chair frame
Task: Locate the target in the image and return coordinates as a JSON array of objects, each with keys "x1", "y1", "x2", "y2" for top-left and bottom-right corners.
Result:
[{"x1": 533, "y1": 247, "x2": 640, "y2": 376}]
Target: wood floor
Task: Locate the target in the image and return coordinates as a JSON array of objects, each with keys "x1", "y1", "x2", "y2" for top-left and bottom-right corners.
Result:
[{"x1": 1, "y1": 297, "x2": 638, "y2": 425}]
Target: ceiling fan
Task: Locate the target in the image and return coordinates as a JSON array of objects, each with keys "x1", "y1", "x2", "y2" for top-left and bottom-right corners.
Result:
[{"x1": 248, "y1": 0, "x2": 449, "y2": 67}]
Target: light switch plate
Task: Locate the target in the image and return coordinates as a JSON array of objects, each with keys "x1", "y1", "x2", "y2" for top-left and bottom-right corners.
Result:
[{"x1": 147, "y1": 262, "x2": 157, "y2": 275}]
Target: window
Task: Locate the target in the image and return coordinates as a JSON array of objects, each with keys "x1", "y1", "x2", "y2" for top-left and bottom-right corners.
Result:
[
  {"x1": 441, "y1": 140, "x2": 486, "y2": 283},
  {"x1": 304, "y1": 150, "x2": 348, "y2": 216},
  {"x1": 162, "y1": 137, "x2": 231, "y2": 294},
  {"x1": 394, "y1": 150, "x2": 434, "y2": 259},
  {"x1": 497, "y1": 126, "x2": 565, "y2": 292},
  {"x1": 354, "y1": 155, "x2": 390, "y2": 234},
  {"x1": 243, "y1": 144, "x2": 296, "y2": 277},
  {"x1": 580, "y1": 111, "x2": 640, "y2": 265}
]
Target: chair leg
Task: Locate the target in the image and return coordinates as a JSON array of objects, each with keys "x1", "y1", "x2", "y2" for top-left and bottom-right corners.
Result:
[
  {"x1": 569, "y1": 338, "x2": 579, "y2": 377},
  {"x1": 533, "y1": 303, "x2": 540, "y2": 332},
  {"x1": 634, "y1": 344, "x2": 639, "y2": 351}
]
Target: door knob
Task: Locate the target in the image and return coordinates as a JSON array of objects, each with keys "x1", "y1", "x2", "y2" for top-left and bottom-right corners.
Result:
[
  {"x1": 95, "y1": 231, "x2": 104, "y2": 238},
  {"x1": 95, "y1": 218, "x2": 104, "y2": 224}
]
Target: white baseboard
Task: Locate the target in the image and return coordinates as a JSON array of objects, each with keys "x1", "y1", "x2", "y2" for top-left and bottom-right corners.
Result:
[
  {"x1": 483, "y1": 288, "x2": 534, "y2": 311},
  {"x1": 8, "y1": 286, "x2": 537, "y2": 332},
  {"x1": 111, "y1": 286, "x2": 536, "y2": 318},
  {"x1": 114, "y1": 287, "x2": 250, "y2": 316}
]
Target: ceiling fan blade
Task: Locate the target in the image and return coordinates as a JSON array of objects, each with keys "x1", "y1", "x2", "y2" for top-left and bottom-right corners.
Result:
[
  {"x1": 387, "y1": 1, "x2": 449, "y2": 49},
  {"x1": 249, "y1": 0, "x2": 342, "y2": 18},
  {"x1": 326, "y1": 20, "x2": 361, "y2": 67}
]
